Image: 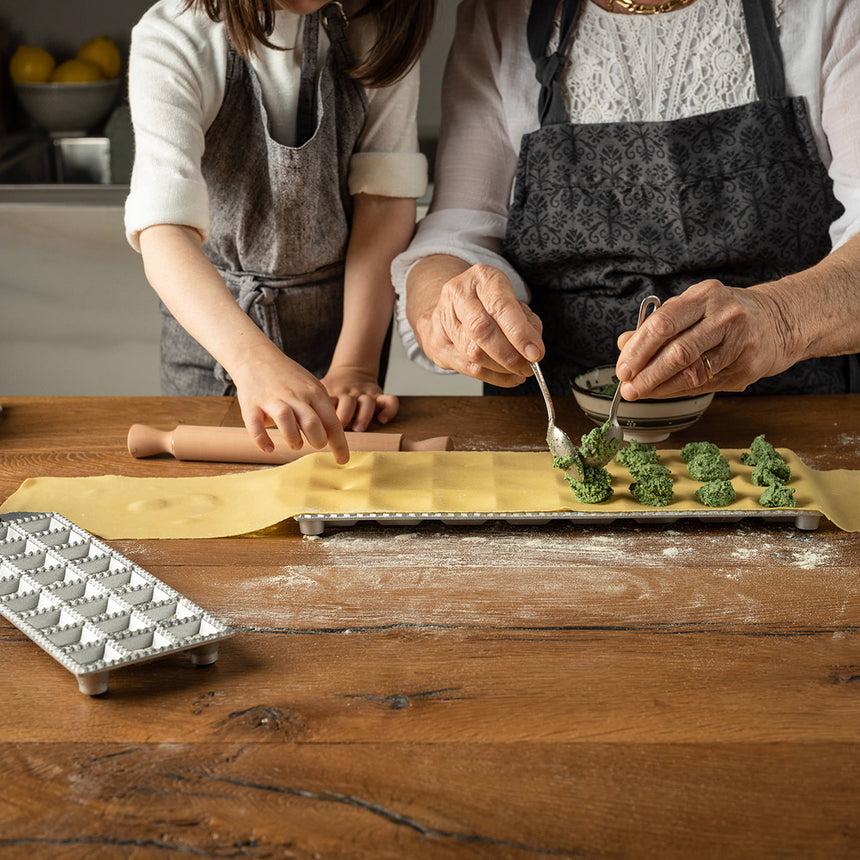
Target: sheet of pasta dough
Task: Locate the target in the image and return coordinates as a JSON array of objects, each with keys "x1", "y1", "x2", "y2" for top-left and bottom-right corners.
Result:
[{"x1": 1, "y1": 450, "x2": 857, "y2": 539}]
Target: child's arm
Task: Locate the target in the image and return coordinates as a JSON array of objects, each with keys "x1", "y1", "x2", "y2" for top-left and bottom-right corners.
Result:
[
  {"x1": 138, "y1": 224, "x2": 350, "y2": 464},
  {"x1": 322, "y1": 193, "x2": 416, "y2": 431}
]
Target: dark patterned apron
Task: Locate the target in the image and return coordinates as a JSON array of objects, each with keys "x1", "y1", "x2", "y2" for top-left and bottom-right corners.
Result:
[
  {"x1": 160, "y1": 4, "x2": 368, "y2": 395},
  {"x1": 500, "y1": 0, "x2": 857, "y2": 396}
]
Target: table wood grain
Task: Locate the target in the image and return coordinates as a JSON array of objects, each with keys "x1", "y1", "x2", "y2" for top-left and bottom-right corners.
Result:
[{"x1": 0, "y1": 395, "x2": 858, "y2": 859}]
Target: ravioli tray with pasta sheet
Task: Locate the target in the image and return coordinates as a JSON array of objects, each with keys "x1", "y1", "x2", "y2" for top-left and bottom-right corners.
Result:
[
  {"x1": 295, "y1": 443, "x2": 829, "y2": 536},
  {"x1": 0, "y1": 512, "x2": 233, "y2": 695}
]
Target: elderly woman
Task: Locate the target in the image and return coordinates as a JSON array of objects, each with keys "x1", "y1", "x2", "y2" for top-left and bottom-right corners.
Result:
[{"x1": 393, "y1": 0, "x2": 860, "y2": 401}]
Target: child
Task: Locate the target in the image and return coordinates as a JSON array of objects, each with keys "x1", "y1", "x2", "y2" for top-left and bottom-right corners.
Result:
[{"x1": 125, "y1": 0, "x2": 435, "y2": 463}]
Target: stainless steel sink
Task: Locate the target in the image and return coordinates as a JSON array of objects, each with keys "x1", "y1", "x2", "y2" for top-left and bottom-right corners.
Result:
[
  {"x1": 0, "y1": 106, "x2": 133, "y2": 185},
  {"x1": 0, "y1": 134, "x2": 115, "y2": 184}
]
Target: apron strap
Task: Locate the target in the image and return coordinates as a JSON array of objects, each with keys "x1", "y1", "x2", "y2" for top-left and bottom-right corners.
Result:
[
  {"x1": 741, "y1": 0, "x2": 786, "y2": 99},
  {"x1": 295, "y1": 11, "x2": 321, "y2": 147},
  {"x1": 295, "y1": 4, "x2": 354, "y2": 147},
  {"x1": 322, "y1": 2, "x2": 355, "y2": 72},
  {"x1": 527, "y1": 0, "x2": 582, "y2": 127}
]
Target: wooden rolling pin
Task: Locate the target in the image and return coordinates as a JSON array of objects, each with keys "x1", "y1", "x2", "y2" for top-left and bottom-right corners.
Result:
[{"x1": 127, "y1": 423, "x2": 453, "y2": 464}]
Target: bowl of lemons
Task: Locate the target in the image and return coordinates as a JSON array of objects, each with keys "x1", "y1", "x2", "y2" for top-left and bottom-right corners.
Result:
[{"x1": 10, "y1": 37, "x2": 122, "y2": 135}]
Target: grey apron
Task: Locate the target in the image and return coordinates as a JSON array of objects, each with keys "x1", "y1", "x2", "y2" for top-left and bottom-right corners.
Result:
[
  {"x1": 160, "y1": 4, "x2": 368, "y2": 395},
  {"x1": 500, "y1": 0, "x2": 857, "y2": 397}
]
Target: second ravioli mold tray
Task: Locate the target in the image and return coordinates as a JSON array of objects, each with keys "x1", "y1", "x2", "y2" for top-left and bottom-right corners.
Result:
[{"x1": 0, "y1": 512, "x2": 233, "y2": 695}]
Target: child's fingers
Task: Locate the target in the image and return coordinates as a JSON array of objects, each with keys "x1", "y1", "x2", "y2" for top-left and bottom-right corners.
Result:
[
  {"x1": 334, "y1": 394, "x2": 358, "y2": 428},
  {"x1": 300, "y1": 400, "x2": 351, "y2": 465},
  {"x1": 324, "y1": 421, "x2": 350, "y2": 464},
  {"x1": 266, "y1": 403, "x2": 305, "y2": 451},
  {"x1": 272, "y1": 400, "x2": 349, "y2": 464},
  {"x1": 241, "y1": 408, "x2": 277, "y2": 453},
  {"x1": 374, "y1": 393, "x2": 399, "y2": 425},
  {"x1": 350, "y1": 394, "x2": 377, "y2": 432}
]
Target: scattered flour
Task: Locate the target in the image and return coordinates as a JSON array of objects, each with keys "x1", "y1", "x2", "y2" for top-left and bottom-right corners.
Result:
[
  {"x1": 217, "y1": 520, "x2": 846, "y2": 630},
  {"x1": 788, "y1": 547, "x2": 833, "y2": 570},
  {"x1": 836, "y1": 432, "x2": 860, "y2": 450}
]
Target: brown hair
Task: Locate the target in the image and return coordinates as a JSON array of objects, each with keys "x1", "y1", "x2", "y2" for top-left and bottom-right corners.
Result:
[{"x1": 183, "y1": 0, "x2": 436, "y2": 87}]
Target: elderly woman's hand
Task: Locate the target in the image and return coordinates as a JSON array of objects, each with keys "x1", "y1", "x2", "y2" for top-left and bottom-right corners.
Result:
[
  {"x1": 408, "y1": 257, "x2": 545, "y2": 387},
  {"x1": 614, "y1": 279, "x2": 797, "y2": 400}
]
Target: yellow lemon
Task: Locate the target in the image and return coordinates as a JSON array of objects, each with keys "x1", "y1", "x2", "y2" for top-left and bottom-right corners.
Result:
[
  {"x1": 76, "y1": 36, "x2": 121, "y2": 80},
  {"x1": 50, "y1": 58, "x2": 104, "y2": 83},
  {"x1": 9, "y1": 45, "x2": 56, "y2": 83}
]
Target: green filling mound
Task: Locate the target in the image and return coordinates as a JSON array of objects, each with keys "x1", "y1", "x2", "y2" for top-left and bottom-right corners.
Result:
[
  {"x1": 618, "y1": 441, "x2": 671, "y2": 505},
  {"x1": 599, "y1": 380, "x2": 620, "y2": 396},
  {"x1": 741, "y1": 433, "x2": 779, "y2": 466},
  {"x1": 687, "y1": 452, "x2": 731, "y2": 482},
  {"x1": 759, "y1": 482, "x2": 796, "y2": 508},
  {"x1": 630, "y1": 474, "x2": 675, "y2": 507},
  {"x1": 579, "y1": 420, "x2": 620, "y2": 465},
  {"x1": 751, "y1": 457, "x2": 792, "y2": 486},
  {"x1": 616, "y1": 440, "x2": 660, "y2": 469},
  {"x1": 695, "y1": 479, "x2": 736, "y2": 507},
  {"x1": 565, "y1": 463, "x2": 614, "y2": 504},
  {"x1": 628, "y1": 461, "x2": 671, "y2": 480},
  {"x1": 680, "y1": 441, "x2": 720, "y2": 463},
  {"x1": 740, "y1": 434, "x2": 791, "y2": 487}
]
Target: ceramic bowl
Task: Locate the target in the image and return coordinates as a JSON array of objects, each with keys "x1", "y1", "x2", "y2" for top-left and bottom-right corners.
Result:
[
  {"x1": 572, "y1": 365, "x2": 714, "y2": 444},
  {"x1": 14, "y1": 79, "x2": 119, "y2": 135}
]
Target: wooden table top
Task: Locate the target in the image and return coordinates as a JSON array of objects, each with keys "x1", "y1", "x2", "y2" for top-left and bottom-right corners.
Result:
[{"x1": 1, "y1": 394, "x2": 858, "y2": 858}]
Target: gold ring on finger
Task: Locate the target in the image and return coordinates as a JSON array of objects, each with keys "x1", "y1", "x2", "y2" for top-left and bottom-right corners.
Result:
[{"x1": 701, "y1": 351, "x2": 714, "y2": 380}]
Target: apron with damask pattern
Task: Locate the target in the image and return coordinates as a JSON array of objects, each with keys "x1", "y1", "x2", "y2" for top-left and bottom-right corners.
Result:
[
  {"x1": 501, "y1": 0, "x2": 857, "y2": 396},
  {"x1": 160, "y1": 4, "x2": 368, "y2": 395}
]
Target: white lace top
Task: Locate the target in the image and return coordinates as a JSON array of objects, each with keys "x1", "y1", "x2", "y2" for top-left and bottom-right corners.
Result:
[
  {"x1": 393, "y1": 0, "x2": 860, "y2": 372},
  {"x1": 556, "y1": 0, "x2": 769, "y2": 122}
]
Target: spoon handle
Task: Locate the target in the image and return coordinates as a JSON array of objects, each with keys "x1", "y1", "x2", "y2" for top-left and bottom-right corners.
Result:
[
  {"x1": 607, "y1": 295, "x2": 662, "y2": 430},
  {"x1": 530, "y1": 361, "x2": 555, "y2": 423}
]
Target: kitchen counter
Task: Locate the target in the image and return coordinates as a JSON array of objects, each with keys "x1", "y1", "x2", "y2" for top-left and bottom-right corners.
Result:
[{"x1": 0, "y1": 394, "x2": 858, "y2": 857}]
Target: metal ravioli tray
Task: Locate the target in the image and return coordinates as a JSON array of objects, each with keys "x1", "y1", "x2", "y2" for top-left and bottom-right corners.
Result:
[
  {"x1": 295, "y1": 508, "x2": 821, "y2": 535},
  {"x1": 0, "y1": 512, "x2": 233, "y2": 695}
]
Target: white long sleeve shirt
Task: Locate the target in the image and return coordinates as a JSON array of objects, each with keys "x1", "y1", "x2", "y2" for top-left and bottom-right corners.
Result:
[
  {"x1": 124, "y1": 0, "x2": 427, "y2": 251},
  {"x1": 393, "y1": 0, "x2": 860, "y2": 372}
]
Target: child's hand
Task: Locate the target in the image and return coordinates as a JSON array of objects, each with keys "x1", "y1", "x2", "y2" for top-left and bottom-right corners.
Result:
[
  {"x1": 231, "y1": 344, "x2": 350, "y2": 465},
  {"x1": 321, "y1": 365, "x2": 399, "y2": 432}
]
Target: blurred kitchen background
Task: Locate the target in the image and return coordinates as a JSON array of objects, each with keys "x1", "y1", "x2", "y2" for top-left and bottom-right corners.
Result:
[{"x1": 0, "y1": 0, "x2": 480, "y2": 396}]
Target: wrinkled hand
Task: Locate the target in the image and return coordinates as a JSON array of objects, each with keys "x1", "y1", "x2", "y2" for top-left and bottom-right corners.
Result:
[
  {"x1": 413, "y1": 264, "x2": 545, "y2": 387},
  {"x1": 615, "y1": 280, "x2": 794, "y2": 399},
  {"x1": 321, "y1": 365, "x2": 399, "y2": 432},
  {"x1": 231, "y1": 343, "x2": 350, "y2": 464}
]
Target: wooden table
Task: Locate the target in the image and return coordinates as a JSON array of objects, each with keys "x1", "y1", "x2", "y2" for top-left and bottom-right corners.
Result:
[{"x1": 1, "y1": 395, "x2": 858, "y2": 859}]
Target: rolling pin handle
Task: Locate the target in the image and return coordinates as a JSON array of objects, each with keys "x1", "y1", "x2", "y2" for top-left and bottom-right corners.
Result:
[
  {"x1": 127, "y1": 424, "x2": 174, "y2": 459},
  {"x1": 400, "y1": 436, "x2": 454, "y2": 452}
]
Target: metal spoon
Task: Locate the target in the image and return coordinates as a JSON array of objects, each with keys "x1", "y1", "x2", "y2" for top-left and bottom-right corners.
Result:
[
  {"x1": 531, "y1": 360, "x2": 583, "y2": 481},
  {"x1": 595, "y1": 294, "x2": 662, "y2": 466}
]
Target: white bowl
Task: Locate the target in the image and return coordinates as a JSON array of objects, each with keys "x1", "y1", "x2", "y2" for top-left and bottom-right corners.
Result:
[
  {"x1": 14, "y1": 79, "x2": 119, "y2": 135},
  {"x1": 572, "y1": 365, "x2": 714, "y2": 444}
]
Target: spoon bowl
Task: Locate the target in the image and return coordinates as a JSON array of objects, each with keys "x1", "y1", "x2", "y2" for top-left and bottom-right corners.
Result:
[{"x1": 531, "y1": 360, "x2": 583, "y2": 480}]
